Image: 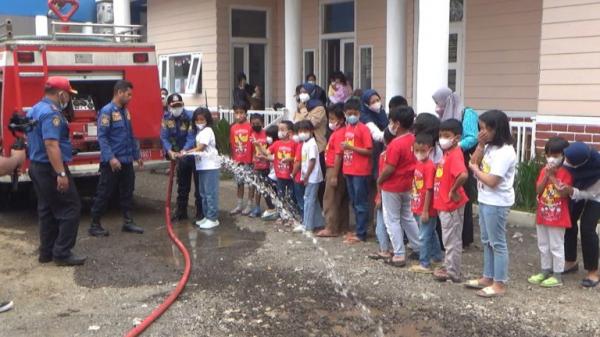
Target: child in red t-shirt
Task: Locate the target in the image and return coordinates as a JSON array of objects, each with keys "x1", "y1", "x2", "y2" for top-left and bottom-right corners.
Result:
[
  {"x1": 376, "y1": 106, "x2": 420, "y2": 266},
  {"x1": 432, "y1": 119, "x2": 468, "y2": 282},
  {"x1": 409, "y1": 133, "x2": 443, "y2": 274},
  {"x1": 229, "y1": 105, "x2": 254, "y2": 215},
  {"x1": 290, "y1": 123, "x2": 305, "y2": 219},
  {"x1": 249, "y1": 113, "x2": 276, "y2": 218},
  {"x1": 528, "y1": 137, "x2": 573, "y2": 288},
  {"x1": 341, "y1": 98, "x2": 373, "y2": 244}
]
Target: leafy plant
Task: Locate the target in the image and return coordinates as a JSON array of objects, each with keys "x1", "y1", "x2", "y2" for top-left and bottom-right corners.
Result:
[
  {"x1": 213, "y1": 118, "x2": 231, "y2": 156},
  {"x1": 513, "y1": 158, "x2": 544, "y2": 212}
]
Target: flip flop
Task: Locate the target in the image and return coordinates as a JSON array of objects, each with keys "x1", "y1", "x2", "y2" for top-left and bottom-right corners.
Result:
[
  {"x1": 581, "y1": 278, "x2": 600, "y2": 288},
  {"x1": 464, "y1": 279, "x2": 489, "y2": 290},
  {"x1": 315, "y1": 229, "x2": 339, "y2": 238},
  {"x1": 384, "y1": 259, "x2": 406, "y2": 268},
  {"x1": 368, "y1": 252, "x2": 392, "y2": 260},
  {"x1": 476, "y1": 286, "x2": 505, "y2": 298},
  {"x1": 343, "y1": 236, "x2": 363, "y2": 245},
  {"x1": 562, "y1": 264, "x2": 579, "y2": 275}
]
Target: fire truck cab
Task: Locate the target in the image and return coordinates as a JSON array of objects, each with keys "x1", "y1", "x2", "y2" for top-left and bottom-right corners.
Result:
[{"x1": 0, "y1": 21, "x2": 167, "y2": 192}]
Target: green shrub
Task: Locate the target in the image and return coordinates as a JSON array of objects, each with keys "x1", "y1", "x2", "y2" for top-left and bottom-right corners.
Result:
[
  {"x1": 513, "y1": 158, "x2": 544, "y2": 212},
  {"x1": 213, "y1": 118, "x2": 231, "y2": 156}
]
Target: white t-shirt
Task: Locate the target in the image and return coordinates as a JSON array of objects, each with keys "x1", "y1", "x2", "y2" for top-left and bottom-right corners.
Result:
[
  {"x1": 477, "y1": 144, "x2": 516, "y2": 207},
  {"x1": 194, "y1": 127, "x2": 221, "y2": 171},
  {"x1": 301, "y1": 137, "x2": 323, "y2": 184}
]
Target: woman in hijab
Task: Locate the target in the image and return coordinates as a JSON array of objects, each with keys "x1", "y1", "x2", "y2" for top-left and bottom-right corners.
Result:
[
  {"x1": 557, "y1": 142, "x2": 600, "y2": 287},
  {"x1": 294, "y1": 82, "x2": 328, "y2": 156},
  {"x1": 432, "y1": 87, "x2": 479, "y2": 248},
  {"x1": 359, "y1": 89, "x2": 389, "y2": 177}
]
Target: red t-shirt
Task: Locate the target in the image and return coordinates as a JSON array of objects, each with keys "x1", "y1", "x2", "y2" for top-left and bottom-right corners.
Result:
[
  {"x1": 294, "y1": 141, "x2": 303, "y2": 183},
  {"x1": 536, "y1": 167, "x2": 573, "y2": 228},
  {"x1": 230, "y1": 122, "x2": 253, "y2": 164},
  {"x1": 381, "y1": 133, "x2": 416, "y2": 193},
  {"x1": 433, "y1": 147, "x2": 468, "y2": 212},
  {"x1": 250, "y1": 130, "x2": 269, "y2": 171},
  {"x1": 268, "y1": 140, "x2": 295, "y2": 180},
  {"x1": 412, "y1": 159, "x2": 438, "y2": 217},
  {"x1": 325, "y1": 128, "x2": 344, "y2": 168},
  {"x1": 342, "y1": 123, "x2": 373, "y2": 176}
]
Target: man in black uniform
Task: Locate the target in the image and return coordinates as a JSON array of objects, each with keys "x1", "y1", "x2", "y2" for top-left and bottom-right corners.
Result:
[
  {"x1": 88, "y1": 80, "x2": 144, "y2": 236},
  {"x1": 26, "y1": 76, "x2": 86, "y2": 266}
]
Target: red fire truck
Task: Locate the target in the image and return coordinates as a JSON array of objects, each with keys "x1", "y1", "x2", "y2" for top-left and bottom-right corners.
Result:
[{"x1": 0, "y1": 20, "x2": 166, "y2": 197}]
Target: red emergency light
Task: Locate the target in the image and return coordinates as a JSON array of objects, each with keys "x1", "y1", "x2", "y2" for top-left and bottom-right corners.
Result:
[
  {"x1": 133, "y1": 53, "x2": 149, "y2": 63},
  {"x1": 16, "y1": 51, "x2": 35, "y2": 63}
]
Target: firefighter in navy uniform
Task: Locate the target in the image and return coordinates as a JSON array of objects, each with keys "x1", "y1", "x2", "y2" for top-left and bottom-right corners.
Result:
[
  {"x1": 89, "y1": 80, "x2": 144, "y2": 236},
  {"x1": 26, "y1": 76, "x2": 86, "y2": 266},
  {"x1": 160, "y1": 93, "x2": 203, "y2": 221}
]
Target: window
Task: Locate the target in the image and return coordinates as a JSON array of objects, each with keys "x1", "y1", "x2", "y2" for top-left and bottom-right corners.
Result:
[
  {"x1": 303, "y1": 50, "x2": 315, "y2": 80},
  {"x1": 158, "y1": 53, "x2": 203, "y2": 94},
  {"x1": 448, "y1": 33, "x2": 458, "y2": 63},
  {"x1": 359, "y1": 46, "x2": 372, "y2": 89},
  {"x1": 232, "y1": 9, "x2": 267, "y2": 38},
  {"x1": 450, "y1": 0, "x2": 464, "y2": 22},
  {"x1": 323, "y1": 1, "x2": 354, "y2": 34}
]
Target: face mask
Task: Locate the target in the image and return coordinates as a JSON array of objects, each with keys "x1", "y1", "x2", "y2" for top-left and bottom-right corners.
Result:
[
  {"x1": 347, "y1": 115, "x2": 359, "y2": 125},
  {"x1": 388, "y1": 123, "x2": 397, "y2": 136},
  {"x1": 546, "y1": 156, "x2": 563, "y2": 168},
  {"x1": 161, "y1": 95, "x2": 167, "y2": 105},
  {"x1": 308, "y1": 81, "x2": 316, "y2": 85},
  {"x1": 415, "y1": 152, "x2": 429, "y2": 162},
  {"x1": 563, "y1": 159, "x2": 587, "y2": 169},
  {"x1": 170, "y1": 107, "x2": 183, "y2": 118},
  {"x1": 58, "y1": 92, "x2": 69, "y2": 110},
  {"x1": 299, "y1": 93, "x2": 310, "y2": 103},
  {"x1": 369, "y1": 102, "x2": 382, "y2": 113},
  {"x1": 266, "y1": 136, "x2": 273, "y2": 145},
  {"x1": 298, "y1": 132, "x2": 310, "y2": 142},
  {"x1": 278, "y1": 131, "x2": 288, "y2": 139},
  {"x1": 252, "y1": 125, "x2": 262, "y2": 133},
  {"x1": 196, "y1": 123, "x2": 206, "y2": 131},
  {"x1": 292, "y1": 134, "x2": 300, "y2": 143},
  {"x1": 439, "y1": 137, "x2": 454, "y2": 150},
  {"x1": 328, "y1": 122, "x2": 339, "y2": 131}
]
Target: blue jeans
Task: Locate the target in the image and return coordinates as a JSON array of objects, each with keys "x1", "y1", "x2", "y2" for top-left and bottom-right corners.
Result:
[
  {"x1": 197, "y1": 169, "x2": 220, "y2": 221},
  {"x1": 303, "y1": 183, "x2": 324, "y2": 230},
  {"x1": 376, "y1": 208, "x2": 391, "y2": 252},
  {"x1": 416, "y1": 215, "x2": 443, "y2": 267},
  {"x1": 294, "y1": 182, "x2": 305, "y2": 219},
  {"x1": 345, "y1": 175, "x2": 370, "y2": 240},
  {"x1": 479, "y1": 203, "x2": 510, "y2": 283}
]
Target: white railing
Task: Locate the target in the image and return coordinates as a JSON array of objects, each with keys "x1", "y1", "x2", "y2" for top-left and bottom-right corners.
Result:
[
  {"x1": 51, "y1": 21, "x2": 144, "y2": 42},
  {"x1": 187, "y1": 106, "x2": 287, "y2": 127},
  {"x1": 510, "y1": 118, "x2": 536, "y2": 163}
]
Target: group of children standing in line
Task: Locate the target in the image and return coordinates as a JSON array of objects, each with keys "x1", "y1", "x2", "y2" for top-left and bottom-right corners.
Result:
[{"x1": 224, "y1": 92, "x2": 598, "y2": 297}]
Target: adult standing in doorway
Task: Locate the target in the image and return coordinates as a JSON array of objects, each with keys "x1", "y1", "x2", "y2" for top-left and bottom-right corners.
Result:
[
  {"x1": 233, "y1": 72, "x2": 253, "y2": 109},
  {"x1": 328, "y1": 71, "x2": 353, "y2": 105},
  {"x1": 433, "y1": 87, "x2": 478, "y2": 248},
  {"x1": 306, "y1": 73, "x2": 327, "y2": 106}
]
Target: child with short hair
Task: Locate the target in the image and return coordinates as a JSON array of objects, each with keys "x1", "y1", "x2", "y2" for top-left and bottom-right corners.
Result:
[
  {"x1": 291, "y1": 123, "x2": 305, "y2": 219},
  {"x1": 432, "y1": 119, "x2": 469, "y2": 282},
  {"x1": 260, "y1": 124, "x2": 280, "y2": 221},
  {"x1": 527, "y1": 137, "x2": 572, "y2": 287},
  {"x1": 409, "y1": 133, "x2": 444, "y2": 273},
  {"x1": 229, "y1": 105, "x2": 254, "y2": 215},
  {"x1": 316, "y1": 103, "x2": 350, "y2": 238},
  {"x1": 376, "y1": 106, "x2": 420, "y2": 267},
  {"x1": 249, "y1": 113, "x2": 277, "y2": 219},
  {"x1": 342, "y1": 98, "x2": 373, "y2": 244},
  {"x1": 293, "y1": 120, "x2": 325, "y2": 233}
]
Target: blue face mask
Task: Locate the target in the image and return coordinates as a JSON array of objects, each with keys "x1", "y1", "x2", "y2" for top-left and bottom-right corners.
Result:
[{"x1": 347, "y1": 115, "x2": 359, "y2": 125}]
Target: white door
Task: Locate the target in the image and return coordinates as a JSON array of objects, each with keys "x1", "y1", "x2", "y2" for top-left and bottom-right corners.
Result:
[{"x1": 340, "y1": 38, "x2": 355, "y2": 87}]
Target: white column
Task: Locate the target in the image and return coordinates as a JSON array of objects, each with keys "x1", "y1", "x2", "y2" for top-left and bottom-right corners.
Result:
[
  {"x1": 385, "y1": 0, "x2": 406, "y2": 108},
  {"x1": 113, "y1": 0, "x2": 131, "y2": 39},
  {"x1": 415, "y1": 0, "x2": 450, "y2": 114},
  {"x1": 35, "y1": 15, "x2": 49, "y2": 36},
  {"x1": 284, "y1": 0, "x2": 302, "y2": 118}
]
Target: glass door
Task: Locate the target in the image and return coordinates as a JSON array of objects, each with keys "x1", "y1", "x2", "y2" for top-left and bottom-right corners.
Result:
[
  {"x1": 340, "y1": 39, "x2": 354, "y2": 87},
  {"x1": 232, "y1": 44, "x2": 249, "y2": 88}
]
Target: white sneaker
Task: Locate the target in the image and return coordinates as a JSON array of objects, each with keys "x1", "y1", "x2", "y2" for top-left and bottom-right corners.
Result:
[
  {"x1": 241, "y1": 204, "x2": 253, "y2": 216},
  {"x1": 229, "y1": 204, "x2": 243, "y2": 215},
  {"x1": 292, "y1": 224, "x2": 305, "y2": 233},
  {"x1": 0, "y1": 300, "x2": 14, "y2": 313},
  {"x1": 195, "y1": 218, "x2": 208, "y2": 227},
  {"x1": 261, "y1": 209, "x2": 278, "y2": 221},
  {"x1": 199, "y1": 219, "x2": 220, "y2": 230}
]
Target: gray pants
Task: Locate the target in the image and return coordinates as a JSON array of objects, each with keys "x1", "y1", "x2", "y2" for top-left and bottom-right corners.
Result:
[
  {"x1": 439, "y1": 206, "x2": 465, "y2": 279},
  {"x1": 537, "y1": 225, "x2": 565, "y2": 274},
  {"x1": 381, "y1": 191, "x2": 420, "y2": 257}
]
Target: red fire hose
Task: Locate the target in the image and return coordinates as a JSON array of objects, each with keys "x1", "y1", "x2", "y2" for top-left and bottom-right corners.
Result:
[{"x1": 124, "y1": 161, "x2": 192, "y2": 337}]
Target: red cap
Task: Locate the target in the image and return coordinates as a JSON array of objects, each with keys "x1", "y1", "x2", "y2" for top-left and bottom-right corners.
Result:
[{"x1": 46, "y1": 76, "x2": 78, "y2": 94}]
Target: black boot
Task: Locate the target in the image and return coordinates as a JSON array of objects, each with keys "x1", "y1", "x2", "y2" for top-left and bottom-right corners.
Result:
[
  {"x1": 122, "y1": 213, "x2": 144, "y2": 234},
  {"x1": 89, "y1": 218, "x2": 110, "y2": 237},
  {"x1": 54, "y1": 254, "x2": 87, "y2": 266},
  {"x1": 171, "y1": 207, "x2": 188, "y2": 221}
]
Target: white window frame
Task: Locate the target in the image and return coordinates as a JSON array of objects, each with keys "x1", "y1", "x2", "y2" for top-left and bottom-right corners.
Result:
[
  {"x1": 448, "y1": 23, "x2": 464, "y2": 97},
  {"x1": 157, "y1": 52, "x2": 203, "y2": 96},
  {"x1": 303, "y1": 49, "x2": 316, "y2": 81},
  {"x1": 359, "y1": 45, "x2": 373, "y2": 90}
]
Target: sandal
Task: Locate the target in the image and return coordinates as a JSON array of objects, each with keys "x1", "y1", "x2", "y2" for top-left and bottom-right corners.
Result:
[
  {"x1": 562, "y1": 264, "x2": 579, "y2": 275},
  {"x1": 384, "y1": 258, "x2": 406, "y2": 268},
  {"x1": 315, "y1": 229, "x2": 339, "y2": 238},
  {"x1": 581, "y1": 278, "x2": 600, "y2": 288},
  {"x1": 476, "y1": 286, "x2": 505, "y2": 298},
  {"x1": 343, "y1": 235, "x2": 363, "y2": 245},
  {"x1": 465, "y1": 279, "x2": 490, "y2": 290},
  {"x1": 368, "y1": 252, "x2": 392, "y2": 260}
]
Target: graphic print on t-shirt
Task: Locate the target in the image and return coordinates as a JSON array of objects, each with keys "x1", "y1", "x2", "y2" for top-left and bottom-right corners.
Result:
[
  {"x1": 276, "y1": 145, "x2": 293, "y2": 176},
  {"x1": 434, "y1": 161, "x2": 443, "y2": 195},
  {"x1": 234, "y1": 130, "x2": 250, "y2": 157},
  {"x1": 412, "y1": 169, "x2": 424, "y2": 209},
  {"x1": 540, "y1": 182, "x2": 563, "y2": 222},
  {"x1": 343, "y1": 130, "x2": 355, "y2": 166}
]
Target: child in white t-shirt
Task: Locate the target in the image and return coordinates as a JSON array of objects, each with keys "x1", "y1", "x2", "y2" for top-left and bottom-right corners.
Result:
[{"x1": 293, "y1": 120, "x2": 324, "y2": 233}]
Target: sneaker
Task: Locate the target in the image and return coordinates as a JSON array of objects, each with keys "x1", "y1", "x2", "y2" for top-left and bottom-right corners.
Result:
[
  {"x1": 195, "y1": 218, "x2": 208, "y2": 227},
  {"x1": 249, "y1": 207, "x2": 262, "y2": 218},
  {"x1": 229, "y1": 205, "x2": 243, "y2": 215},
  {"x1": 540, "y1": 276, "x2": 563, "y2": 288},
  {"x1": 409, "y1": 264, "x2": 433, "y2": 274},
  {"x1": 199, "y1": 219, "x2": 220, "y2": 230},
  {"x1": 241, "y1": 204, "x2": 253, "y2": 216},
  {"x1": 0, "y1": 300, "x2": 14, "y2": 313},
  {"x1": 261, "y1": 209, "x2": 278, "y2": 221},
  {"x1": 527, "y1": 273, "x2": 548, "y2": 285},
  {"x1": 292, "y1": 224, "x2": 305, "y2": 233}
]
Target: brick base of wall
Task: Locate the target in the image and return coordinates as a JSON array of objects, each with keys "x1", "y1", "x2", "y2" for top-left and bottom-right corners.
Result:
[{"x1": 535, "y1": 124, "x2": 600, "y2": 152}]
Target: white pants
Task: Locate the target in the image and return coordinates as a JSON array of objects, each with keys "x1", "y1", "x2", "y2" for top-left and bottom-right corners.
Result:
[
  {"x1": 536, "y1": 225, "x2": 565, "y2": 274},
  {"x1": 381, "y1": 191, "x2": 421, "y2": 257}
]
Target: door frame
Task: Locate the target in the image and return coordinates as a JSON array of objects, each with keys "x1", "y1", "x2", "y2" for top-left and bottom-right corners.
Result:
[{"x1": 449, "y1": 21, "x2": 465, "y2": 98}]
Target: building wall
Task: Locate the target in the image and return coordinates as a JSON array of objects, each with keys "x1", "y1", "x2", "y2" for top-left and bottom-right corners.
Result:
[
  {"x1": 464, "y1": 0, "x2": 543, "y2": 112},
  {"x1": 146, "y1": 0, "x2": 217, "y2": 107}
]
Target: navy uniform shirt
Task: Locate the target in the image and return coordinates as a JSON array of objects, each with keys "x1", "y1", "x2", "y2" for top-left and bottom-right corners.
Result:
[
  {"x1": 26, "y1": 98, "x2": 73, "y2": 163},
  {"x1": 160, "y1": 108, "x2": 193, "y2": 152},
  {"x1": 97, "y1": 102, "x2": 140, "y2": 164}
]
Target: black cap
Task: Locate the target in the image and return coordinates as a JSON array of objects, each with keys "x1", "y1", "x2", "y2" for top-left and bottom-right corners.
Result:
[{"x1": 167, "y1": 93, "x2": 184, "y2": 106}]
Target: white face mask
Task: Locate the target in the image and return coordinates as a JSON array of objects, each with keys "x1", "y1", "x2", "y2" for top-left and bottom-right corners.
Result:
[
  {"x1": 292, "y1": 134, "x2": 300, "y2": 143},
  {"x1": 388, "y1": 123, "x2": 397, "y2": 136},
  {"x1": 328, "y1": 122, "x2": 338, "y2": 131},
  {"x1": 58, "y1": 91, "x2": 69, "y2": 110},
  {"x1": 196, "y1": 123, "x2": 206, "y2": 131},
  {"x1": 415, "y1": 152, "x2": 429, "y2": 162},
  {"x1": 308, "y1": 81, "x2": 316, "y2": 85},
  {"x1": 170, "y1": 107, "x2": 184, "y2": 118},
  {"x1": 370, "y1": 102, "x2": 382, "y2": 113},
  {"x1": 546, "y1": 156, "x2": 563, "y2": 168},
  {"x1": 266, "y1": 136, "x2": 273, "y2": 145},
  {"x1": 439, "y1": 137, "x2": 454, "y2": 150},
  {"x1": 278, "y1": 131, "x2": 288, "y2": 139},
  {"x1": 298, "y1": 132, "x2": 310, "y2": 142},
  {"x1": 299, "y1": 93, "x2": 310, "y2": 103}
]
